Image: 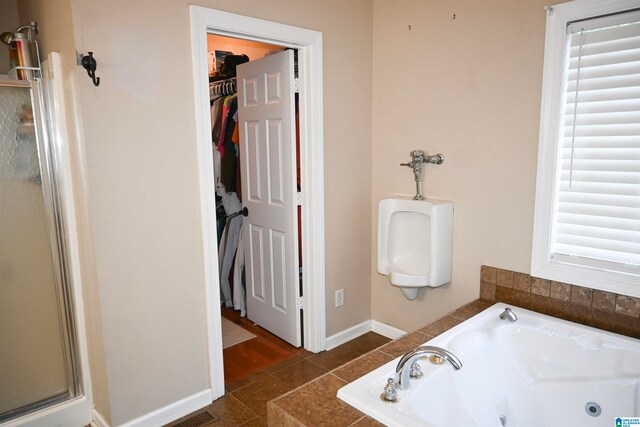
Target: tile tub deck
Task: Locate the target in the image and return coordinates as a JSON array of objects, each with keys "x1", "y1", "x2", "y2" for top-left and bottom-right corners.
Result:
[{"x1": 267, "y1": 299, "x2": 494, "y2": 426}]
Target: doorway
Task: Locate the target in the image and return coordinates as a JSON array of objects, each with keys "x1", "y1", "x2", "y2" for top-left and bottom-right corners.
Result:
[
  {"x1": 189, "y1": 6, "x2": 326, "y2": 400},
  {"x1": 208, "y1": 35, "x2": 302, "y2": 383}
]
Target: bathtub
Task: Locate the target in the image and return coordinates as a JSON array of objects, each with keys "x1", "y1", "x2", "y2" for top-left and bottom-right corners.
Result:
[{"x1": 337, "y1": 303, "x2": 640, "y2": 427}]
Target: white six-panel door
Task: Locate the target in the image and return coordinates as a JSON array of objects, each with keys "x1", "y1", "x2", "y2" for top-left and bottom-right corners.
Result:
[{"x1": 237, "y1": 50, "x2": 301, "y2": 347}]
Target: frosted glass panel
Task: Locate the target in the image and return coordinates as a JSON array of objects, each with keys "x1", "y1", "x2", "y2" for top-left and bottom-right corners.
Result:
[{"x1": 0, "y1": 86, "x2": 69, "y2": 418}]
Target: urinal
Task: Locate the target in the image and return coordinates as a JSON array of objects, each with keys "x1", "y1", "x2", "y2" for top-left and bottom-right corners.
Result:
[{"x1": 378, "y1": 198, "x2": 453, "y2": 300}]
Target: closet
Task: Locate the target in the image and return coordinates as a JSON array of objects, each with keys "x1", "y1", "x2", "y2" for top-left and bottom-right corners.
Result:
[{"x1": 208, "y1": 35, "x2": 303, "y2": 383}]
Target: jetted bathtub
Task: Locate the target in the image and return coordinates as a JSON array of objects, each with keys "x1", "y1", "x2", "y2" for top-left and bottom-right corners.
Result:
[{"x1": 337, "y1": 303, "x2": 640, "y2": 427}]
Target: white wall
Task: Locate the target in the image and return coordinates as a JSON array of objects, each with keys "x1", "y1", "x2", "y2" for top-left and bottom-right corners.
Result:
[{"x1": 371, "y1": 0, "x2": 559, "y2": 331}]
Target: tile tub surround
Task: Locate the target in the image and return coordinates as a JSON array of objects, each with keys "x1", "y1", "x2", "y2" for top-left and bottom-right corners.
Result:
[
  {"x1": 267, "y1": 300, "x2": 492, "y2": 426},
  {"x1": 268, "y1": 284, "x2": 640, "y2": 426},
  {"x1": 480, "y1": 265, "x2": 640, "y2": 339}
]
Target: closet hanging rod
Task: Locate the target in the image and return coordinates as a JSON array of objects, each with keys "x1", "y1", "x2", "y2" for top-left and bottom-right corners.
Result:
[
  {"x1": 209, "y1": 76, "x2": 236, "y2": 87},
  {"x1": 225, "y1": 207, "x2": 248, "y2": 224},
  {"x1": 210, "y1": 76, "x2": 236, "y2": 83},
  {"x1": 209, "y1": 76, "x2": 237, "y2": 98}
]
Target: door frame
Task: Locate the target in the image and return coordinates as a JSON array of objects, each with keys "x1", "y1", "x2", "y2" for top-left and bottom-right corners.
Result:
[{"x1": 189, "y1": 6, "x2": 326, "y2": 400}]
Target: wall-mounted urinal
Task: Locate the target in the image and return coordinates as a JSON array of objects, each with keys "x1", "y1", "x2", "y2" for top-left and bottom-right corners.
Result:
[{"x1": 378, "y1": 198, "x2": 453, "y2": 300}]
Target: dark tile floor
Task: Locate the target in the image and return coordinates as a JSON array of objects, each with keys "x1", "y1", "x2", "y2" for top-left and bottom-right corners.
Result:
[{"x1": 166, "y1": 332, "x2": 390, "y2": 426}]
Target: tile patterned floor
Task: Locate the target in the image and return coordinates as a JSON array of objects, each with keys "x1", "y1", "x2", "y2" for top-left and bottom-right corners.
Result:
[{"x1": 166, "y1": 332, "x2": 390, "y2": 427}]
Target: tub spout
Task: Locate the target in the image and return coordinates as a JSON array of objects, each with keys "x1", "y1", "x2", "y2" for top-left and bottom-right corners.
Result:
[
  {"x1": 499, "y1": 307, "x2": 517, "y2": 322},
  {"x1": 394, "y1": 345, "x2": 462, "y2": 390}
]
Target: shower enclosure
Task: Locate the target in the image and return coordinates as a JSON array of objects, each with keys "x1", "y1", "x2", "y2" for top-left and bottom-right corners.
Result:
[{"x1": 0, "y1": 77, "x2": 82, "y2": 422}]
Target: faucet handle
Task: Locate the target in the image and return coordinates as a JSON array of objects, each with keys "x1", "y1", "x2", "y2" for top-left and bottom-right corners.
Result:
[
  {"x1": 380, "y1": 378, "x2": 399, "y2": 403},
  {"x1": 400, "y1": 162, "x2": 413, "y2": 168},
  {"x1": 409, "y1": 360, "x2": 423, "y2": 379},
  {"x1": 424, "y1": 153, "x2": 444, "y2": 165}
]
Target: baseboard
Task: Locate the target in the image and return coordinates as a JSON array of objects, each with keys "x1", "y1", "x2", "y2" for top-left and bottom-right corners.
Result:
[
  {"x1": 371, "y1": 320, "x2": 406, "y2": 339},
  {"x1": 92, "y1": 409, "x2": 110, "y2": 427},
  {"x1": 118, "y1": 389, "x2": 212, "y2": 427},
  {"x1": 325, "y1": 319, "x2": 407, "y2": 351},
  {"x1": 325, "y1": 320, "x2": 371, "y2": 351}
]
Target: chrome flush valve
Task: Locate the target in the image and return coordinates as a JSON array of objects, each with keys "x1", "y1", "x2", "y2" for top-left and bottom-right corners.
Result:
[
  {"x1": 400, "y1": 150, "x2": 445, "y2": 200},
  {"x1": 400, "y1": 150, "x2": 426, "y2": 183}
]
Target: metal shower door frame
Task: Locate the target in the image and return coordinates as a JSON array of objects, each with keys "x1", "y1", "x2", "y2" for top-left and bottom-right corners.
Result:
[{"x1": 0, "y1": 78, "x2": 82, "y2": 423}]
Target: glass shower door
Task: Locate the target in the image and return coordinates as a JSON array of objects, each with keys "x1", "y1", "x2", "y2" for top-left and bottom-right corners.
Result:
[{"x1": 0, "y1": 81, "x2": 79, "y2": 422}]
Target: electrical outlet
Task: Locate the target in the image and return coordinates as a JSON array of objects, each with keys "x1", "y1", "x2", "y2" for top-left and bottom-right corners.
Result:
[{"x1": 335, "y1": 289, "x2": 344, "y2": 307}]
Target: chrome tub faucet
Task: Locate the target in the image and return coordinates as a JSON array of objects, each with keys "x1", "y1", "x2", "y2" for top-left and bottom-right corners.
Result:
[{"x1": 391, "y1": 345, "x2": 462, "y2": 394}]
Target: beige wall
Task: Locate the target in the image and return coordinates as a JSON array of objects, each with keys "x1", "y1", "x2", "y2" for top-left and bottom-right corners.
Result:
[
  {"x1": 0, "y1": 0, "x2": 20, "y2": 74},
  {"x1": 68, "y1": 0, "x2": 373, "y2": 424},
  {"x1": 371, "y1": 0, "x2": 560, "y2": 331}
]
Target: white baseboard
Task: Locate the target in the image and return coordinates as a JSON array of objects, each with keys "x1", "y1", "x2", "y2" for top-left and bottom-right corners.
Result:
[
  {"x1": 325, "y1": 320, "x2": 371, "y2": 350},
  {"x1": 92, "y1": 409, "x2": 110, "y2": 427},
  {"x1": 325, "y1": 319, "x2": 407, "y2": 350},
  {"x1": 371, "y1": 320, "x2": 406, "y2": 340},
  {"x1": 95, "y1": 320, "x2": 404, "y2": 427},
  {"x1": 118, "y1": 389, "x2": 212, "y2": 427}
]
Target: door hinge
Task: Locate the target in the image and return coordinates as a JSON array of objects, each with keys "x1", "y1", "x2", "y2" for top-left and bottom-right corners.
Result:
[
  {"x1": 294, "y1": 77, "x2": 300, "y2": 93},
  {"x1": 296, "y1": 192, "x2": 302, "y2": 206},
  {"x1": 296, "y1": 296, "x2": 304, "y2": 309}
]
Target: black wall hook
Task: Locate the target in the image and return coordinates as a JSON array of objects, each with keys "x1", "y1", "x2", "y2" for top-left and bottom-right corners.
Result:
[{"x1": 79, "y1": 52, "x2": 100, "y2": 86}]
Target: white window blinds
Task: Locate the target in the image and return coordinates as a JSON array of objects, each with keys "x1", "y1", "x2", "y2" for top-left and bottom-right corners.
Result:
[{"x1": 552, "y1": 9, "x2": 640, "y2": 275}]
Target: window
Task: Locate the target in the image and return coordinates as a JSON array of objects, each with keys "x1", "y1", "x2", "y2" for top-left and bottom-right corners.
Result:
[{"x1": 532, "y1": 0, "x2": 640, "y2": 297}]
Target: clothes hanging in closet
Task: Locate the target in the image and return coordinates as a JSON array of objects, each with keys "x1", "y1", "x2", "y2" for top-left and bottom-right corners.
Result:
[
  {"x1": 211, "y1": 88, "x2": 245, "y2": 316},
  {"x1": 220, "y1": 96, "x2": 239, "y2": 193},
  {"x1": 211, "y1": 94, "x2": 241, "y2": 197},
  {"x1": 216, "y1": 185, "x2": 246, "y2": 315},
  {"x1": 211, "y1": 96, "x2": 225, "y2": 191}
]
